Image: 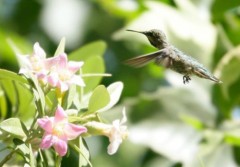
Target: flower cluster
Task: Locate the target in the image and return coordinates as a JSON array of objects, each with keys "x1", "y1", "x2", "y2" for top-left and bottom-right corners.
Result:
[
  {"x1": 19, "y1": 42, "x2": 85, "y2": 92},
  {"x1": 15, "y1": 41, "x2": 128, "y2": 160}
]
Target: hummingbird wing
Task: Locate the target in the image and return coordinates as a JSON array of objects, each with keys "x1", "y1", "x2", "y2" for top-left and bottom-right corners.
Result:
[{"x1": 124, "y1": 50, "x2": 164, "y2": 68}]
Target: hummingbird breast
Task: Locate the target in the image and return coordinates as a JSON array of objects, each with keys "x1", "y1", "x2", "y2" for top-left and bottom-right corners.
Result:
[
  {"x1": 169, "y1": 60, "x2": 193, "y2": 75},
  {"x1": 164, "y1": 47, "x2": 201, "y2": 76}
]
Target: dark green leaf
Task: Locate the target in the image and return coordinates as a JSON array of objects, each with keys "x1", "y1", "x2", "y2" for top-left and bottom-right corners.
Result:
[
  {"x1": 211, "y1": 0, "x2": 239, "y2": 21},
  {"x1": 213, "y1": 46, "x2": 240, "y2": 122},
  {"x1": 13, "y1": 138, "x2": 24, "y2": 145},
  {"x1": 220, "y1": 57, "x2": 240, "y2": 98}
]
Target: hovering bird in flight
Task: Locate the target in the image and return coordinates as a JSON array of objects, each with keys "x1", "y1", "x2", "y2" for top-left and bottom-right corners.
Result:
[{"x1": 125, "y1": 29, "x2": 222, "y2": 84}]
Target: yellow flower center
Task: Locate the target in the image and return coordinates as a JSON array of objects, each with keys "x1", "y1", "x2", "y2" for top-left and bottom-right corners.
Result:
[
  {"x1": 59, "y1": 70, "x2": 72, "y2": 81},
  {"x1": 52, "y1": 124, "x2": 64, "y2": 137},
  {"x1": 30, "y1": 56, "x2": 44, "y2": 72}
]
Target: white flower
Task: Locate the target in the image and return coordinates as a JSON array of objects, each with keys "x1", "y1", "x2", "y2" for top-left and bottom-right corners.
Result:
[
  {"x1": 85, "y1": 108, "x2": 128, "y2": 155},
  {"x1": 19, "y1": 42, "x2": 47, "y2": 76},
  {"x1": 104, "y1": 108, "x2": 128, "y2": 155}
]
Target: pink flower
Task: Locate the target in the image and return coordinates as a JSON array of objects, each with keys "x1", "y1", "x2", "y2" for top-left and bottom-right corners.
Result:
[
  {"x1": 37, "y1": 106, "x2": 87, "y2": 156},
  {"x1": 47, "y1": 53, "x2": 85, "y2": 92},
  {"x1": 18, "y1": 42, "x2": 85, "y2": 91}
]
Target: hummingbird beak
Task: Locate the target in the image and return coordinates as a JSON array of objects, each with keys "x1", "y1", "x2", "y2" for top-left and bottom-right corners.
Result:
[{"x1": 126, "y1": 29, "x2": 146, "y2": 34}]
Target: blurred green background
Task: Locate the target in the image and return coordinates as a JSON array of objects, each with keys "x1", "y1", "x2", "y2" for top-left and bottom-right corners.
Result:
[{"x1": 1, "y1": 0, "x2": 240, "y2": 167}]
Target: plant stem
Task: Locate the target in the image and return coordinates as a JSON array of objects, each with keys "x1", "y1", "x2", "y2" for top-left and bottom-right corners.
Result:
[
  {"x1": 81, "y1": 73, "x2": 112, "y2": 77},
  {"x1": 55, "y1": 155, "x2": 62, "y2": 167}
]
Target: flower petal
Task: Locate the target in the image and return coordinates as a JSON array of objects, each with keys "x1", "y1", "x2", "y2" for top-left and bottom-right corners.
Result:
[
  {"x1": 44, "y1": 56, "x2": 60, "y2": 70},
  {"x1": 47, "y1": 72, "x2": 59, "y2": 87},
  {"x1": 64, "y1": 123, "x2": 87, "y2": 140},
  {"x1": 70, "y1": 75, "x2": 85, "y2": 87},
  {"x1": 54, "y1": 106, "x2": 67, "y2": 123},
  {"x1": 107, "y1": 140, "x2": 122, "y2": 155},
  {"x1": 58, "y1": 81, "x2": 69, "y2": 92},
  {"x1": 33, "y1": 42, "x2": 46, "y2": 59},
  {"x1": 36, "y1": 72, "x2": 48, "y2": 84},
  {"x1": 58, "y1": 53, "x2": 68, "y2": 69},
  {"x1": 37, "y1": 117, "x2": 53, "y2": 133},
  {"x1": 18, "y1": 55, "x2": 32, "y2": 73},
  {"x1": 40, "y1": 133, "x2": 54, "y2": 149},
  {"x1": 53, "y1": 138, "x2": 68, "y2": 156},
  {"x1": 68, "y1": 61, "x2": 84, "y2": 73}
]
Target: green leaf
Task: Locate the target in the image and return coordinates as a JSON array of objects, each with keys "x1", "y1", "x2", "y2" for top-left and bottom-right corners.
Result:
[
  {"x1": 213, "y1": 46, "x2": 240, "y2": 120},
  {"x1": 220, "y1": 59, "x2": 240, "y2": 99},
  {"x1": 180, "y1": 114, "x2": 203, "y2": 130},
  {"x1": 215, "y1": 46, "x2": 240, "y2": 98},
  {"x1": 0, "y1": 85, "x2": 7, "y2": 118},
  {"x1": 68, "y1": 40, "x2": 106, "y2": 61},
  {"x1": 0, "y1": 69, "x2": 28, "y2": 84},
  {"x1": 1, "y1": 80, "x2": 17, "y2": 106},
  {"x1": 211, "y1": 0, "x2": 240, "y2": 22},
  {"x1": 54, "y1": 37, "x2": 66, "y2": 56},
  {"x1": 16, "y1": 143, "x2": 32, "y2": 165},
  {"x1": 13, "y1": 138, "x2": 24, "y2": 145},
  {"x1": 29, "y1": 144, "x2": 36, "y2": 167},
  {"x1": 225, "y1": 134, "x2": 240, "y2": 146},
  {"x1": 79, "y1": 138, "x2": 91, "y2": 167},
  {"x1": 88, "y1": 85, "x2": 110, "y2": 113},
  {"x1": 45, "y1": 90, "x2": 58, "y2": 112},
  {"x1": 27, "y1": 73, "x2": 46, "y2": 116},
  {"x1": 82, "y1": 56, "x2": 105, "y2": 93},
  {"x1": 15, "y1": 82, "x2": 35, "y2": 121},
  {"x1": 98, "y1": 81, "x2": 123, "y2": 112},
  {"x1": 0, "y1": 75, "x2": 35, "y2": 121},
  {"x1": 62, "y1": 85, "x2": 76, "y2": 109},
  {"x1": 0, "y1": 118, "x2": 27, "y2": 138}
]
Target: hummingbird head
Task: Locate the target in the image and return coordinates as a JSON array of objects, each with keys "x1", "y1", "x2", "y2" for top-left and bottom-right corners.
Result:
[{"x1": 127, "y1": 29, "x2": 168, "y2": 49}]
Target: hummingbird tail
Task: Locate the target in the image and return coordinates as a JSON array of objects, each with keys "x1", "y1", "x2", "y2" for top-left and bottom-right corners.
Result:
[
  {"x1": 124, "y1": 50, "x2": 163, "y2": 68},
  {"x1": 210, "y1": 75, "x2": 223, "y2": 83},
  {"x1": 193, "y1": 68, "x2": 222, "y2": 83}
]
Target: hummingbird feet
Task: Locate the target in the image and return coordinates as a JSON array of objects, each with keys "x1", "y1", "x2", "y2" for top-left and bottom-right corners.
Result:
[{"x1": 183, "y1": 75, "x2": 191, "y2": 84}]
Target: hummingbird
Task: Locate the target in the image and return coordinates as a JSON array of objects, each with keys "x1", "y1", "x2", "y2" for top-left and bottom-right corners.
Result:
[{"x1": 125, "y1": 29, "x2": 222, "y2": 84}]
